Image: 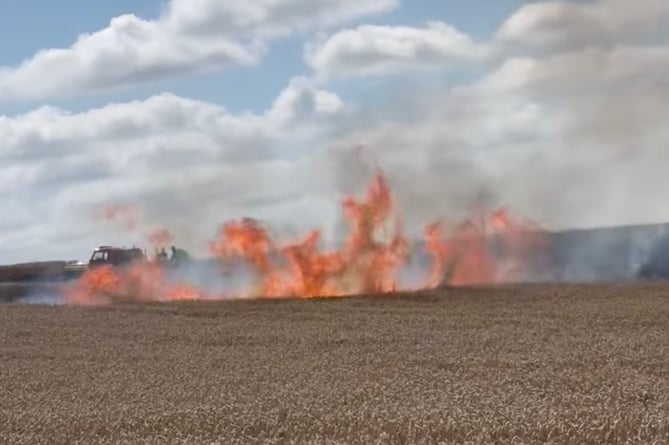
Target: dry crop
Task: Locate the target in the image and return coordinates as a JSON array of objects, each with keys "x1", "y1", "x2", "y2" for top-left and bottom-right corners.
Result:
[{"x1": 0, "y1": 283, "x2": 667, "y2": 444}]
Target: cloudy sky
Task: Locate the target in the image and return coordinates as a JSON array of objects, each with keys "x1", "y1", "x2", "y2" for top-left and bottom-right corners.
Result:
[{"x1": 1, "y1": 0, "x2": 669, "y2": 263}]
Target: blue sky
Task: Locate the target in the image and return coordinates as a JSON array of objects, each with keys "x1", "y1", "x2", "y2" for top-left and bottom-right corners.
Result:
[
  {"x1": 0, "y1": 0, "x2": 527, "y2": 115},
  {"x1": 1, "y1": 0, "x2": 669, "y2": 263}
]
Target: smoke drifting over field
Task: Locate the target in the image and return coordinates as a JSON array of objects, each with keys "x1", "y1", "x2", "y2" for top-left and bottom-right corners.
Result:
[
  {"x1": 2, "y1": 158, "x2": 669, "y2": 306},
  {"x1": 23, "y1": 164, "x2": 660, "y2": 306},
  {"x1": 21, "y1": 291, "x2": 64, "y2": 306},
  {"x1": 4, "y1": 226, "x2": 669, "y2": 306},
  {"x1": 54, "y1": 168, "x2": 548, "y2": 304}
]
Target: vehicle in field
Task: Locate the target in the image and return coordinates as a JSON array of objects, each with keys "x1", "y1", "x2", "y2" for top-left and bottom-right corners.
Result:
[
  {"x1": 61, "y1": 245, "x2": 146, "y2": 279},
  {"x1": 88, "y1": 245, "x2": 146, "y2": 268},
  {"x1": 62, "y1": 245, "x2": 193, "y2": 278}
]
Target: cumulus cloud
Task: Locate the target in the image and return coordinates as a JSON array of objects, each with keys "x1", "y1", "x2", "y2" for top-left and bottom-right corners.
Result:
[
  {"x1": 269, "y1": 77, "x2": 344, "y2": 125},
  {"x1": 165, "y1": 0, "x2": 398, "y2": 39},
  {"x1": 0, "y1": 14, "x2": 259, "y2": 102},
  {"x1": 496, "y1": 0, "x2": 669, "y2": 51},
  {"x1": 0, "y1": 0, "x2": 397, "y2": 102},
  {"x1": 306, "y1": 21, "x2": 488, "y2": 80},
  {"x1": 0, "y1": 79, "x2": 347, "y2": 262}
]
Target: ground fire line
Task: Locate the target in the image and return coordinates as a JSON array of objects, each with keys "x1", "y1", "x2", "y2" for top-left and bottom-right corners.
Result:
[{"x1": 62, "y1": 169, "x2": 547, "y2": 305}]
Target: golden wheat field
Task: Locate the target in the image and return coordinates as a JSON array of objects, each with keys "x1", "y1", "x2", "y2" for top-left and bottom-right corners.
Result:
[{"x1": 0, "y1": 284, "x2": 667, "y2": 445}]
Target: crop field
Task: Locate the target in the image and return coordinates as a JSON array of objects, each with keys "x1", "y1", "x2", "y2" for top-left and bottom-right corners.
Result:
[{"x1": 0, "y1": 284, "x2": 667, "y2": 444}]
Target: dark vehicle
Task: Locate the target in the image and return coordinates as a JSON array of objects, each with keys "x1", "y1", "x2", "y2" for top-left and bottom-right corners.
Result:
[
  {"x1": 88, "y1": 246, "x2": 145, "y2": 268},
  {"x1": 60, "y1": 246, "x2": 145, "y2": 280}
]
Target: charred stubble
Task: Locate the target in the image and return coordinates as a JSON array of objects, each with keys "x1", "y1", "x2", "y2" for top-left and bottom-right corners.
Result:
[{"x1": 0, "y1": 284, "x2": 667, "y2": 444}]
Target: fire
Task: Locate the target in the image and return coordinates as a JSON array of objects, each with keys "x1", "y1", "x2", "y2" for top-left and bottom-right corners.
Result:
[
  {"x1": 63, "y1": 262, "x2": 202, "y2": 305},
  {"x1": 63, "y1": 168, "x2": 547, "y2": 305},
  {"x1": 208, "y1": 169, "x2": 410, "y2": 298},
  {"x1": 63, "y1": 266, "x2": 122, "y2": 305},
  {"x1": 423, "y1": 222, "x2": 449, "y2": 288},
  {"x1": 280, "y1": 231, "x2": 345, "y2": 297},
  {"x1": 423, "y1": 207, "x2": 546, "y2": 286}
]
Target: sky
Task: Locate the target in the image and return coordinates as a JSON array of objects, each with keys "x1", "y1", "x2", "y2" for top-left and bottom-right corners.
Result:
[{"x1": 1, "y1": 0, "x2": 669, "y2": 263}]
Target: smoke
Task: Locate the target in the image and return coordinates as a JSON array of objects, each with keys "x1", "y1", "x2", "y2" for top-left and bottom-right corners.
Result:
[
  {"x1": 550, "y1": 223, "x2": 669, "y2": 282},
  {"x1": 20, "y1": 291, "x2": 64, "y2": 306},
  {"x1": 301, "y1": 127, "x2": 669, "y2": 288},
  {"x1": 161, "y1": 259, "x2": 257, "y2": 299},
  {"x1": 5, "y1": 222, "x2": 669, "y2": 308},
  {"x1": 304, "y1": 37, "x2": 669, "y2": 286},
  {"x1": 13, "y1": 283, "x2": 65, "y2": 306},
  {"x1": 45, "y1": 49, "x2": 669, "y2": 271}
]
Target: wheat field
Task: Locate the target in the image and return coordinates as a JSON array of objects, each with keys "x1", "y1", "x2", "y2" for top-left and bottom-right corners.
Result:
[{"x1": 0, "y1": 284, "x2": 667, "y2": 444}]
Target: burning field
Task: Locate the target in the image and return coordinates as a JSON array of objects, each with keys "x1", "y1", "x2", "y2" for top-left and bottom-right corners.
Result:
[
  {"x1": 3, "y1": 167, "x2": 669, "y2": 306},
  {"x1": 57, "y1": 168, "x2": 550, "y2": 305},
  {"x1": 0, "y1": 284, "x2": 666, "y2": 443}
]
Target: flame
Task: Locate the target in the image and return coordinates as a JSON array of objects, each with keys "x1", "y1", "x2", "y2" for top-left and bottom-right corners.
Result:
[
  {"x1": 63, "y1": 266, "x2": 122, "y2": 305},
  {"x1": 208, "y1": 169, "x2": 410, "y2": 298},
  {"x1": 64, "y1": 168, "x2": 547, "y2": 305},
  {"x1": 423, "y1": 222, "x2": 449, "y2": 288},
  {"x1": 423, "y1": 207, "x2": 546, "y2": 286},
  {"x1": 63, "y1": 261, "x2": 203, "y2": 305}
]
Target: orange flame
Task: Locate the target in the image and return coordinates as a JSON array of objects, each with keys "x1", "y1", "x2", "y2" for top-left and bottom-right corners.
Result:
[
  {"x1": 63, "y1": 261, "x2": 201, "y2": 304},
  {"x1": 208, "y1": 169, "x2": 410, "y2": 298},
  {"x1": 64, "y1": 168, "x2": 547, "y2": 304},
  {"x1": 423, "y1": 207, "x2": 546, "y2": 286}
]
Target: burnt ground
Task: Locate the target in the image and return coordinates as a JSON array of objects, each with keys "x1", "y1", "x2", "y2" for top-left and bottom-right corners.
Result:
[{"x1": 0, "y1": 284, "x2": 667, "y2": 444}]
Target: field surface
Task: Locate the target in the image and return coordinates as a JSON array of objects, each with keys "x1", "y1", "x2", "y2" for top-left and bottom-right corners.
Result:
[{"x1": 0, "y1": 284, "x2": 667, "y2": 444}]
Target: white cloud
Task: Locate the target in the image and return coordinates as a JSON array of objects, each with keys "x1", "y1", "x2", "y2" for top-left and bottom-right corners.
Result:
[
  {"x1": 0, "y1": 79, "x2": 347, "y2": 262},
  {"x1": 0, "y1": 14, "x2": 259, "y2": 102},
  {"x1": 0, "y1": 0, "x2": 397, "y2": 102},
  {"x1": 166, "y1": 0, "x2": 398, "y2": 39},
  {"x1": 496, "y1": 0, "x2": 669, "y2": 51},
  {"x1": 0, "y1": 78, "x2": 345, "y2": 170},
  {"x1": 269, "y1": 77, "x2": 344, "y2": 125},
  {"x1": 306, "y1": 21, "x2": 488, "y2": 80}
]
